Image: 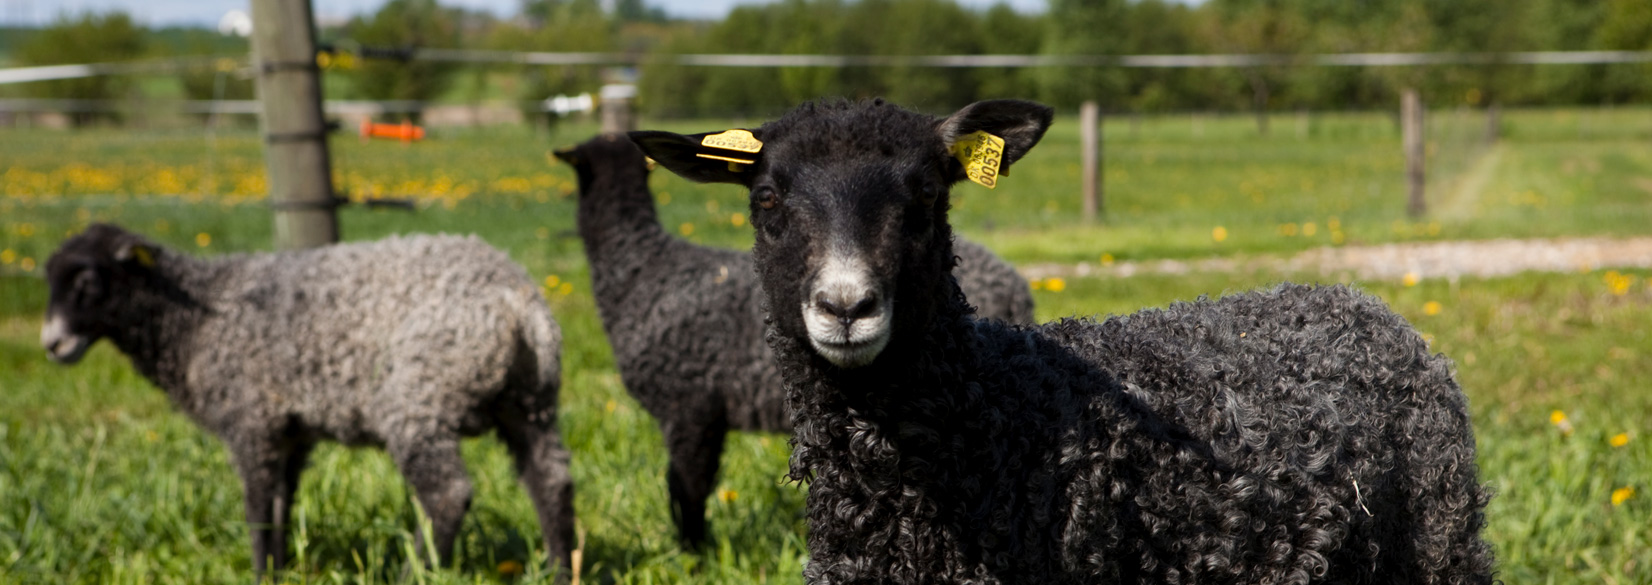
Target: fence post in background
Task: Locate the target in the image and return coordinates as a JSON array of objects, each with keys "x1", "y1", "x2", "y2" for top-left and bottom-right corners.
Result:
[
  {"x1": 1485, "y1": 101, "x2": 1501, "y2": 143},
  {"x1": 600, "y1": 84, "x2": 636, "y2": 133},
  {"x1": 251, "y1": 0, "x2": 338, "y2": 249},
  {"x1": 1402, "y1": 88, "x2": 1426, "y2": 218},
  {"x1": 1080, "y1": 100, "x2": 1102, "y2": 223}
]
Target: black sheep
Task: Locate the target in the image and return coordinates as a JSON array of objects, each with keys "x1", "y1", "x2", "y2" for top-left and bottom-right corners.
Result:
[
  {"x1": 555, "y1": 134, "x2": 1033, "y2": 548},
  {"x1": 633, "y1": 99, "x2": 1497, "y2": 584}
]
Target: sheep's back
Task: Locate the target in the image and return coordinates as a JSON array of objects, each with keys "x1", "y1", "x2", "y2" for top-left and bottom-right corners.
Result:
[
  {"x1": 180, "y1": 234, "x2": 548, "y2": 444},
  {"x1": 1029, "y1": 283, "x2": 1477, "y2": 581}
]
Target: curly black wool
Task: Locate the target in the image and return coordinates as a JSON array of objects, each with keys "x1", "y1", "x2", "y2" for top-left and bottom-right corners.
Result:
[{"x1": 685, "y1": 98, "x2": 1496, "y2": 585}]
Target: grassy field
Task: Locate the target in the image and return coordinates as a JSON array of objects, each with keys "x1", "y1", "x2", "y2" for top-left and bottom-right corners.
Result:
[{"x1": 1, "y1": 107, "x2": 1650, "y2": 583}]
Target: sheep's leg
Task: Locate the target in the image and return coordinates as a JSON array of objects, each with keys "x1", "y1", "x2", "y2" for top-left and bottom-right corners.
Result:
[
  {"x1": 272, "y1": 442, "x2": 313, "y2": 569},
  {"x1": 498, "y1": 415, "x2": 576, "y2": 572},
  {"x1": 389, "y1": 436, "x2": 473, "y2": 568},
  {"x1": 233, "y1": 442, "x2": 293, "y2": 580},
  {"x1": 664, "y1": 417, "x2": 728, "y2": 550}
]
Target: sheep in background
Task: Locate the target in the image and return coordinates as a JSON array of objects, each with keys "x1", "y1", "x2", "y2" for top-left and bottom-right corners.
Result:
[
  {"x1": 634, "y1": 99, "x2": 1496, "y2": 584},
  {"x1": 554, "y1": 134, "x2": 1032, "y2": 549},
  {"x1": 41, "y1": 224, "x2": 574, "y2": 578}
]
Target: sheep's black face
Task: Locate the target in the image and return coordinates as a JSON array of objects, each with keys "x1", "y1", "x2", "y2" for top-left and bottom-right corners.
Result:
[
  {"x1": 633, "y1": 99, "x2": 1053, "y2": 369},
  {"x1": 41, "y1": 224, "x2": 152, "y2": 364}
]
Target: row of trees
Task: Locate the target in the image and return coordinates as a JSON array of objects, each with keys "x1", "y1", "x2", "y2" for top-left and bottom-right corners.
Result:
[{"x1": 5, "y1": 0, "x2": 1652, "y2": 125}]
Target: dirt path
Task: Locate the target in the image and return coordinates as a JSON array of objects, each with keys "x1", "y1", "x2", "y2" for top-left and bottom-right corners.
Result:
[{"x1": 1020, "y1": 236, "x2": 1652, "y2": 282}]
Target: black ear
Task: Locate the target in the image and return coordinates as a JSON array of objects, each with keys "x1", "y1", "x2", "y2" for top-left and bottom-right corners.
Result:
[
  {"x1": 936, "y1": 100, "x2": 1054, "y2": 178},
  {"x1": 551, "y1": 145, "x2": 580, "y2": 166},
  {"x1": 629, "y1": 130, "x2": 753, "y2": 185}
]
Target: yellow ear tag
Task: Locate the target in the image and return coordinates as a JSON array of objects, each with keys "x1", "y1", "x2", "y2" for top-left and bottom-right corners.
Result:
[
  {"x1": 950, "y1": 131, "x2": 1005, "y2": 189},
  {"x1": 701, "y1": 129, "x2": 763, "y2": 154},
  {"x1": 131, "y1": 245, "x2": 156, "y2": 267}
]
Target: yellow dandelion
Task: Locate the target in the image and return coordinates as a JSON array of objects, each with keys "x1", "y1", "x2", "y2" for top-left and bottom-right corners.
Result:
[
  {"x1": 1278, "y1": 223, "x2": 1299, "y2": 237},
  {"x1": 146, "y1": 430, "x2": 159, "y2": 442},
  {"x1": 17, "y1": 223, "x2": 35, "y2": 237},
  {"x1": 1100, "y1": 253, "x2": 1115, "y2": 267},
  {"x1": 497, "y1": 559, "x2": 524, "y2": 576},
  {"x1": 731, "y1": 212, "x2": 746, "y2": 227},
  {"x1": 1045, "y1": 277, "x2": 1067, "y2": 292},
  {"x1": 605, "y1": 399, "x2": 617, "y2": 414},
  {"x1": 1029, "y1": 279, "x2": 1044, "y2": 291},
  {"x1": 536, "y1": 227, "x2": 550, "y2": 240},
  {"x1": 706, "y1": 199, "x2": 720, "y2": 213},
  {"x1": 558, "y1": 282, "x2": 574, "y2": 296},
  {"x1": 544, "y1": 275, "x2": 561, "y2": 289},
  {"x1": 1212, "y1": 226, "x2": 1229, "y2": 243},
  {"x1": 718, "y1": 488, "x2": 739, "y2": 503},
  {"x1": 1403, "y1": 272, "x2": 1420, "y2": 287},
  {"x1": 0, "y1": 249, "x2": 14, "y2": 264},
  {"x1": 196, "y1": 233, "x2": 212, "y2": 248},
  {"x1": 1423, "y1": 301, "x2": 1442, "y2": 316},
  {"x1": 1610, "y1": 433, "x2": 1630, "y2": 448},
  {"x1": 19, "y1": 257, "x2": 35, "y2": 272},
  {"x1": 1550, "y1": 410, "x2": 1574, "y2": 437},
  {"x1": 659, "y1": 192, "x2": 672, "y2": 205},
  {"x1": 679, "y1": 222, "x2": 695, "y2": 236},
  {"x1": 1612, "y1": 486, "x2": 1635, "y2": 507},
  {"x1": 1302, "y1": 222, "x2": 1317, "y2": 237}
]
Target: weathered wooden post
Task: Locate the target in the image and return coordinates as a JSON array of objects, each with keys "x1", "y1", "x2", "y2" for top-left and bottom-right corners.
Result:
[
  {"x1": 1080, "y1": 100, "x2": 1101, "y2": 223},
  {"x1": 600, "y1": 83, "x2": 636, "y2": 134},
  {"x1": 1403, "y1": 88, "x2": 1425, "y2": 218},
  {"x1": 251, "y1": 0, "x2": 338, "y2": 249}
]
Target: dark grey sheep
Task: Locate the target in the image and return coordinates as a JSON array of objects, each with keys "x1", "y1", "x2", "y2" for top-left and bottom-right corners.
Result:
[
  {"x1": 633, "y1": 98, "x2": 1497, "y2": 584},
  {"x1": 554, "y1": 134, "x2": 1032, "y2": 549},
  {"x1": 40, "y1": 224, "x2": 574, "y2": 578}
]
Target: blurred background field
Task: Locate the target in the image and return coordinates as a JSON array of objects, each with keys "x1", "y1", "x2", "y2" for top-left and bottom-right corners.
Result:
[{"x1": 4, "y1": 0, "x2": 1652, "y2": 582}]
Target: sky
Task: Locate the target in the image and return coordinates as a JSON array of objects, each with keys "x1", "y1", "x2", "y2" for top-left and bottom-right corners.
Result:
[{"x1": 1, "y1": 0, "x2": 1049, "y2": 27}]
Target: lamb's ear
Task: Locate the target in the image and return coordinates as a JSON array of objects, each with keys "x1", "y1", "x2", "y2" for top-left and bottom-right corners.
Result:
[
  {"x1": 629, "y1": 130, "x2": 754, "y2": 185},
  {"x1": 112, "y1": 241, "x2": 158, "y2": 269},
  {"x1": 551, "y1": 145, "x2": 580, "y2": 166},
  {"x1": 937, "y1": 100, "x2": 1055, "y2": 178}
]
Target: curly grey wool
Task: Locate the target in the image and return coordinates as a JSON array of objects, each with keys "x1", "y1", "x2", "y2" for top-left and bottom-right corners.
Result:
[
  {"x1": 635, "y1": 98, "x2": 1496, "y2": 584},
  {"x1": 40, "y1": 224, "x2": 574, "y2": 577},
  {"x1": 556, "y1": 133, "x2": 1032, "y2": 548}
]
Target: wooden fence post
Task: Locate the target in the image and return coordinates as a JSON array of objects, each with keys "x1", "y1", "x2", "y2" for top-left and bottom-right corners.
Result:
[
  {"x1": 251, "y1": 0, "x2": 338, "y2": 249},
  {"x1": 600, "y1": 84, "x2": 636, "y2": 134},
  {"x1": 1403, "y1": 88, "x2": 1426, "y2": 218},
  {"x1": 1080, "y1": 100, "x2": 1101, "y2": 223}
]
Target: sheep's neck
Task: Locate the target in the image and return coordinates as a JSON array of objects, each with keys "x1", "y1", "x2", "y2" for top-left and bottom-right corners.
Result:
[
  {"x1": 106, "y1": 254, "x2": 220, "y2": 392},
  {"x1": 576, "y1": 170, "x2": 673, "y2": 297}
]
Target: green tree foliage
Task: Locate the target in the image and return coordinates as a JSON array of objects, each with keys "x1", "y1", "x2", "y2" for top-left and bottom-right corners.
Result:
[
  {"x1": 345, "y1": 0, "x2": 464, "y2": 121},
  {"x1": 13, "y1": 12, "x2": 146, "y2": 127},
  {"x1": 493, "y1": 0, "x2": 615, "y2": 124},
  {"x1": 1038, "y1": 0, "x2": 1128, "y2": 109}
]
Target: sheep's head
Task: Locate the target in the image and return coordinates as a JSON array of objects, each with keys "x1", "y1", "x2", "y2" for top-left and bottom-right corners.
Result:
[
  {"x1": 633, "y1": 99, "x2": 1051, "y2": 368},
  {"x1": 41, "y1": 223, "x2": 157, "y2": 364},
  {"x1": 552, "y1": 132, "x2": 650, "y2": 193}
]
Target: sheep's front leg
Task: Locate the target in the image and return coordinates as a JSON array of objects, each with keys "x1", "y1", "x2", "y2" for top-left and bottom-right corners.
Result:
[
  {"x1": 664, "y1": 415, "x2": 728, "y2": 550},
  {"x1": 233, "y1": 440, "x2": 301, "y2": 580},
  {"x1": 389, "y1": 435, "x2": 473, "y2": 567},
  {"x1": 498, "y1": 414, "x2": 576, "y2": 573}
]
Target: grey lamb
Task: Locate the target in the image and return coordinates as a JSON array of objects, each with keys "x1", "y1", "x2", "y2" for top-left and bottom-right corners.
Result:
[
  {"x1": 41, "y1": 224, "x2": 575, "y2": 578},
  {"x1": 633, "y1": 99, "x2": 1496, "y2": 584},
  {"x1": 554, "y1": 133, "x2": 1032, "y2": 548}
]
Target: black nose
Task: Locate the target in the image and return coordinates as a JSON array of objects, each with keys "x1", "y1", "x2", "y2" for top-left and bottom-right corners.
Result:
[{"x1": 816, "y1": 292, "x2": 879, "y2": 323}]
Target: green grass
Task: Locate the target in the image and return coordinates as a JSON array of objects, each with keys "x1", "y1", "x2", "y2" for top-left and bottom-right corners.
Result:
[{"x1": 2, "y1": 107, "x2": 1651, "y2": 583}]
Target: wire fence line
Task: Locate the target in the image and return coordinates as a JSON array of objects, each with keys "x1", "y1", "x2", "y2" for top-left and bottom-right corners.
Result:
[{"x1": 4, "y1": 49, "x2": 1652, "y2": 86}]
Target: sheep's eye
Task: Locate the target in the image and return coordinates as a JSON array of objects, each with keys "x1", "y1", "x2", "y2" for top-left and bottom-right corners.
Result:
[
  {"x1": 753, "y1": 187, "x2": 779, "y2": 210},
  {"x1": 918, "y1": 183, "x2": 939, "y2": 207}
]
